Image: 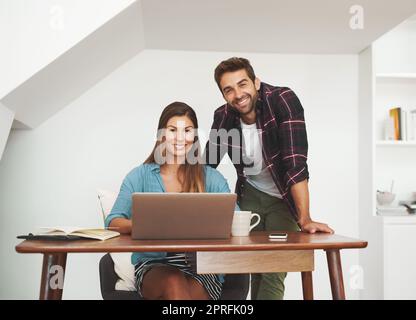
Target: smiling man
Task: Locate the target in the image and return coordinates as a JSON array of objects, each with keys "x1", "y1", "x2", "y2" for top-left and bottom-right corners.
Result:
[{"x1": 204, "y1": 57, "x2": 333, "y2": 300}]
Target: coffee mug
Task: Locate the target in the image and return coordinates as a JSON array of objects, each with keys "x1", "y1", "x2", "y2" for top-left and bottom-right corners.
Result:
[{"x1": 231, "y1": 211, "x2": 261, "y2": 237}]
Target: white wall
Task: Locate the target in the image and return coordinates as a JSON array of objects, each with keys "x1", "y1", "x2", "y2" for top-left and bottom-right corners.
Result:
[
  {"x1": 373, "y1": 19, "x2": 416, "y2": 73},
  {"x1": 358, "y1": 46, "x2": 384, "y2": 299},
  {"x1": 0, "y1": 0, "x2": 136, "y2": 99},
  {"x1": 0, "y1": 49, "x2": 359, "y2": 299},
  {"x1": 0, "y1": 103, "x2": 14, "y2": 160}
]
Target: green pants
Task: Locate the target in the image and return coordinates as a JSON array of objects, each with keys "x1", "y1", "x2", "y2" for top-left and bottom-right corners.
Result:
[{"x1": 238, "y1": 181, "x2": 300, "y2": 300}]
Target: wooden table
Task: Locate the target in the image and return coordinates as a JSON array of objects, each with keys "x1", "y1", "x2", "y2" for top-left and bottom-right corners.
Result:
[{"x1": 15, "y1": 231, "x2": 367, "y2": 300}]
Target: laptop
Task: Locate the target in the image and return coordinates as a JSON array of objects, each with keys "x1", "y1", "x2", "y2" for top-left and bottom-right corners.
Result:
[{"x1": 131, "y1": 193, "x2": 237, "y2": 240}]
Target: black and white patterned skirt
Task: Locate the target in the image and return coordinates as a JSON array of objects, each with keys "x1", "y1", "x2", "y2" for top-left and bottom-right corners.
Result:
[{"x1": 134, "y1": 252, "x2": 222, "y2": 300}]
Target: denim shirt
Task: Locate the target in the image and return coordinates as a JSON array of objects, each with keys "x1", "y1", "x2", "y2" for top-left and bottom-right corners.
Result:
[{"x1": 105, "y1": 163, "x2": 237, "y2": 283}]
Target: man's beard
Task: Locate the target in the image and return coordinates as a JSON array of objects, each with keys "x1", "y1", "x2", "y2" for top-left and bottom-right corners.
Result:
[{"x1": 232, "y1": 93, "x2": 258, "y2": 115}]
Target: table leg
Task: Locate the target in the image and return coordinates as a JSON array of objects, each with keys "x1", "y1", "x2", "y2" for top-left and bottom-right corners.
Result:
[
  {"x1": 39, "y1": 253, "x2": 67, "y2": 300},
  {"x1": 325, "y1": 249, "x2": 345, "y2": 300},
  {"x1": 301, "y1": 271, "x2": 314, "y2": 300}
]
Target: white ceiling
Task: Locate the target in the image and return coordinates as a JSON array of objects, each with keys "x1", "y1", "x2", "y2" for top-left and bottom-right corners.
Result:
[
  {"x1": 3, "y1": 0, "x2": 416, "y2": 130},
  {"x1": 142, "y1": 0, "x2": 416, "y2": 54},
  {"x1": 3, "y1": 1, "x2": 145, "y2": 128}
]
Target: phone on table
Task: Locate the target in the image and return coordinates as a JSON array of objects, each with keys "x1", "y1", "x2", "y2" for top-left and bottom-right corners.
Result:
[{"x1": 268, "y1": 233, "x2": 288, "y2": 240}]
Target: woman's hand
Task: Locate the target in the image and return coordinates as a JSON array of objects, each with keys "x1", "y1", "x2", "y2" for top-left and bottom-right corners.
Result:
[{"x1": 109, "y1": 218, "x2": 132, "y2": 234}]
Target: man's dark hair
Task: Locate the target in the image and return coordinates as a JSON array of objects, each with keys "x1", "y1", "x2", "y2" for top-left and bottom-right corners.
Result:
[{"x1": 214, "y1": 57, "x2": 256, "y2": 91}]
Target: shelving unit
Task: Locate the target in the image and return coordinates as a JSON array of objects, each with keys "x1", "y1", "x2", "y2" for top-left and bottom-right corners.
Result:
[
  {"x1": 360, "y1": 18, "x2": 416, "y2": 300},
  {"x1": 374, "y1": 69, "x2": 416, "y2": 211}
]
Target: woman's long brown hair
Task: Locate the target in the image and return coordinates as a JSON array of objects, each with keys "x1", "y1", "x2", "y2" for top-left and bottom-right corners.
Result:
[{"x1": 144, "y1": 102, "x2": 205, "y2": 192}]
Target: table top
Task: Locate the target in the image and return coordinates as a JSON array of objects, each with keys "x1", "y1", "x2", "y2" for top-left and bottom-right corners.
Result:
[{"x1": 15, "y1": 231, "x2": 367, "y2": 254}]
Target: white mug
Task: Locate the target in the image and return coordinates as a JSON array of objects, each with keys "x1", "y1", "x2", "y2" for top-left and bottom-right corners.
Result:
[{"x1": 231, "y1": 211, "x2": 261, "y2": 237}]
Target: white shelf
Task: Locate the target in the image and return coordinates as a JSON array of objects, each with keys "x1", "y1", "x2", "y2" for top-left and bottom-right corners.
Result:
[
  {"x1": 376, "y1": 140, "x2": 416, "y2": 146},
  {"x1": 376, "y1": 73, "x2": 416, "y2": 80},
  {"x1": 382, "y1": 215, "x2": 416, "y2": 225}
]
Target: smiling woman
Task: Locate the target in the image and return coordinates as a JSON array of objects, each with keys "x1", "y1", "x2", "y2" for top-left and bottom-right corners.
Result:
[
  {"x1": 144, "y1": 101, "x2": 205, "y2": 193},
  {"x1": 105, "y1": 101, "x2": 237, "y2": 300}
]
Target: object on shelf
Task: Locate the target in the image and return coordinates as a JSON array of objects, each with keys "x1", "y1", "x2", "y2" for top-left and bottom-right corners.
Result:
[
  {"x1": 376, "y1": 205, "x2": 408, "y2": 216},
  {"x1": 398, "y1": 201, "x2": 416, "y2": 214},
  {"x1": 389, "y1": 107, "x2": 401, "y2": 140},
  {"x1": 377, "y1": 191, "x2": 395, "y2": 206},
  {"x1": 384, "y1": 107, "x2": 416, "y2": 141},
  {"x1": 377, "y1": 182, "x2": 395, "y2": 206},
  {"x1": 387, "y1": 107, "x2": 416, "y2": 141}
]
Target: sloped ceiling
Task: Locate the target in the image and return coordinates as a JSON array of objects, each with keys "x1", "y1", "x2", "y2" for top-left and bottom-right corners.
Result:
[
  {"x1": 2, "y1": 0, "x2": 416, "y2": 130},
  {"x1": 2, "y1": 1, "x2": 145, "y2": 129}
]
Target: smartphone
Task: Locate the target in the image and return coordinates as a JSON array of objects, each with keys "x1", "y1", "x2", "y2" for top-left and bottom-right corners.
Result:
[{"x1": 268, "y1": 233, "x2": 288, "y2": 239}]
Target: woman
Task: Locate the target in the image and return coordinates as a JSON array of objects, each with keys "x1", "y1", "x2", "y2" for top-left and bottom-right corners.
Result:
[{"x1": 105, "y1": 102, "x2": 233, "y2": 300}]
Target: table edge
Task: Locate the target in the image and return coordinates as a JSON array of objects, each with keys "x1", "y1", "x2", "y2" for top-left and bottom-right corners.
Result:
[{"x1": 15, "y1": 241, "x2": 368, "y2": 254}]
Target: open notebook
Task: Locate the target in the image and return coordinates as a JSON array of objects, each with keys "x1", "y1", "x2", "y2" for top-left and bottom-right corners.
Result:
[{"x1": 17, "y1": 227, "x2": 120, "y2": 241}]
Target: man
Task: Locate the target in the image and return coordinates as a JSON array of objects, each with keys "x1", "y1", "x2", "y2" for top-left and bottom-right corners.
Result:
[{"x1": 204, "y1": 57, "x2": 334, "y2": 300}]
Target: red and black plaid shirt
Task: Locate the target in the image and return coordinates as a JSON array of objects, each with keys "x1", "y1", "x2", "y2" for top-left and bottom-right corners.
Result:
[{"x1": 204, "y1": 82, "x2": 309, "y2": 220}]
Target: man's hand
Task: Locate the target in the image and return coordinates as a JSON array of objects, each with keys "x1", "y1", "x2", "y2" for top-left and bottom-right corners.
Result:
[{"x1": 298, "y1": 218, "x2": 334, "y2": 234}]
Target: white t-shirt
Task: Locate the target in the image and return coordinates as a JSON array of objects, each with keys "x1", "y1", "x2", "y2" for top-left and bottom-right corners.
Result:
[{"x1": 240, "y1": 119, "x2": 282, "y2": 199}]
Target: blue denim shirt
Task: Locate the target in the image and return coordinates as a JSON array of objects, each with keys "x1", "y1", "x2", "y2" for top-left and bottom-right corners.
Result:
[{"x1": 105, "y1": 163, "x2": 236, "y2": 283}]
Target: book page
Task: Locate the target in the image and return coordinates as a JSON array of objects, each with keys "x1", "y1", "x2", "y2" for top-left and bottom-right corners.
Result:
[{"x1": 35, "y1": 227, "x2": 115, "y2": 235}]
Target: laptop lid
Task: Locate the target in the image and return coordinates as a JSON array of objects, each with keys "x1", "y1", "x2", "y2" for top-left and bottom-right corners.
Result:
[{"x1": 131, "y1": 193, "x2": 237, "y2": 240}]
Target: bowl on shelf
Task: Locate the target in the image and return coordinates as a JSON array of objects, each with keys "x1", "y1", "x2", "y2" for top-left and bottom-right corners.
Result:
[{"x1": 377, "y1": 191, "x2": 395, "y2": 206}]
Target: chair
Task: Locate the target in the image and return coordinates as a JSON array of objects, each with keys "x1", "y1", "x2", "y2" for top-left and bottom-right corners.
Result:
[{"x1": 99, "y1": 253, "x2": 249, "y2": 300}]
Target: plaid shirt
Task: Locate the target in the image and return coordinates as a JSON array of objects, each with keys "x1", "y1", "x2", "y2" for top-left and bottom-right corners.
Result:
[{"x1": 204, "y1": 82, "x2": 309, "y2": 220}]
